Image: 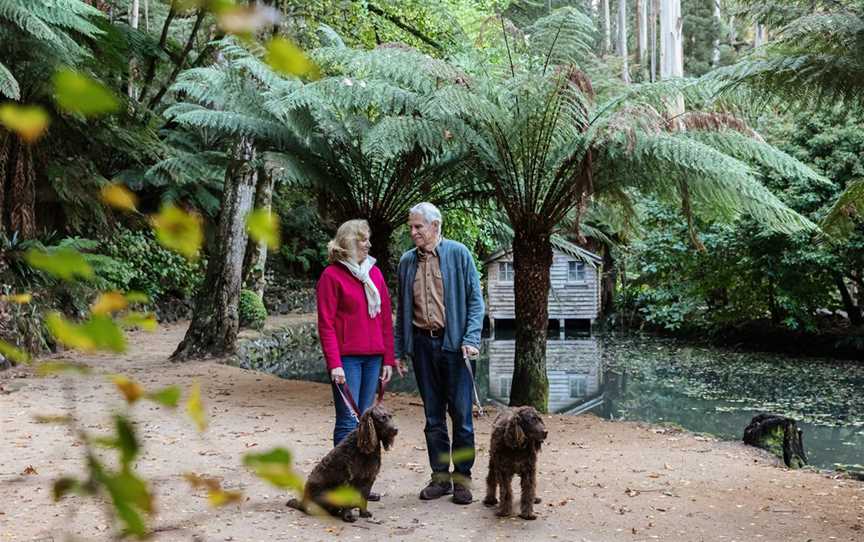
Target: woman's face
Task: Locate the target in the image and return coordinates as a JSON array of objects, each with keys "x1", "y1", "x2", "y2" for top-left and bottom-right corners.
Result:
[{"x1": 354, "y1": 233, "x2": 371, "y2": 263}]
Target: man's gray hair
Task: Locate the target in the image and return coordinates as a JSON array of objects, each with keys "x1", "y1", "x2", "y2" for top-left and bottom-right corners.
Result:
[{"x1": 409, "y1": 202, "x2": 443, "y2": 229}]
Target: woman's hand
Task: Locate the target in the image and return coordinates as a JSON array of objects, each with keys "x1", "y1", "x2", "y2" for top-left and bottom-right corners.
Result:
[
  {"x1": 381, "y1": 365, "x2": 393, "y2": 384},
  {"x1": 330, "y1": 367, "x2": 346, "y2": 384}
]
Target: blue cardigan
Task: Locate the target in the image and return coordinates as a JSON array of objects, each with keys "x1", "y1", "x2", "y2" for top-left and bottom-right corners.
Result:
[{"x1": 394, "y1": 239, "x2": 485, "y2": 359}]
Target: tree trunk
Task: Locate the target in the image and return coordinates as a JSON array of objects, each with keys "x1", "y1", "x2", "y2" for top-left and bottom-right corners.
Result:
[
  {"x1": 8, "y1": 139, "x2": 36, "y2": 239},
  {"x1": 618, "y1": 0, "x2": 631, "y2": 83},
  {"x1": 128, "y1": 0, "x2": 139, "y2": 98},
  {"x1": 754, "y1": 23, "x2": 766, "y2": 48},
  {"x1": 743, "y1": 414, "x2": 807, "y2": 469},
  {"x1": 172, "y1": 137, "x2": 257, "y2": 361},
  {"x1": 711, "y1": 0, "x2": 721, "y2": 67},
  {"x1": 650, "y1": 0, "x2": 658, "y2": 82},
  {"x1": 0, "y1": 131, "x2": 9, "y2": 236},
  {"x1": 637, "y1": 0, "x2": 648, "y2": 76},
  {"x1": 600, "y1": 245, "x2": 616, "y2": 316},
  {"x1": 242, "y1": 166, "x2": 274, "y2": 298},
  {"x1": 659, "y1": 0, "x2": 683, "y2": 80},
  {"x1": 834, "y1": 273, "x2": 863, "y2": 326},
  {"x1": 602, "y1": 0, "x2": 612, "y2": 55},
  {"x1": 368, "y1": 221, "x2": 395, "y2": 280},
  {"x1": 509, "y1": 229, "x2": 551, "y2": 413}
]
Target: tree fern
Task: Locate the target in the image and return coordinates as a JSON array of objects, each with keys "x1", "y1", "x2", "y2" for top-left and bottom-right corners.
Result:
[{"x1": 0, "y1": 60, "x2": 19, "y2": 99}]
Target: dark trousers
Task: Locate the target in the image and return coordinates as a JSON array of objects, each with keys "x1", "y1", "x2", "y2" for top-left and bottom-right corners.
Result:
[{"x1": 412, "y1": 332, "x2": 476, "y2": 479}]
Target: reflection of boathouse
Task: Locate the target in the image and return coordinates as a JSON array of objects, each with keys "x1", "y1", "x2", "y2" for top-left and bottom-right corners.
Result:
[
  {"x1": 487, "y1": 339, "x2": 604, "y2": 414},
  {"x1": 485, "y1": 237, "x2": 603, "y2": 337}
]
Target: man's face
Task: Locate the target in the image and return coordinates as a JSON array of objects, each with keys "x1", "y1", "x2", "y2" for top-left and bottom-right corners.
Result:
[{"x1": 408, "y1": 213, "x2": 438, "y2": 250}]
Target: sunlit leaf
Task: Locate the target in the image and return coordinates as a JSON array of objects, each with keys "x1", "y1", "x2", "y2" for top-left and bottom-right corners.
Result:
[
  {"x1": 443, "y1": 447, "x2": 476, "y2": 465},
  {"x1": 0, "y1": 339, "x2": 29, "y2": 363},
  {"x1": 0, "y1": 293, "x2": 32, "y2": 304},
  {"x1": 146, "y1": 386, "x2": 181, "y2": 408},
  {"x1": 114, "y1": 415, "x2": 140, "y2": 467},
  {"x1": 151, "y1": 204, "x2": 203, "y2": 260},
  {"x1": 25, "y1": 248, "x2": 93, "y2": 281},
  {"x1": 322, "y1": 485, "x2": 363, "y2": 508},
  {"x1": 102, "y1": 469, "x2": 153, "y2": 536},
  {"x1": 92, "y1": 292, "x2": 129, "y2": 316},
  {"x1": 0, "y1": 104, "x2": 50, "y2": 143},
  {"x1": 120, "y1": 311, "x2": 158, "y2": 332},
  {"x1": 111, "y1": 375, "x2": 144, "y2": 404},
  {"x1": 243, "y1": 448, "x2": 304, "y2": 490},
  {"x1": 53, "y1": 69, "x2": 119, "y2": 117},
  {"x1": 246, "y1": 208, "x2": 280, "y2": 250},
  {"x1": 183, "y1": 472, "x2": 243, "y2": 507},
  {"x1": 186, "y1": 382, "x2": 207, "y2": 432},
  {"x1": 45, "y1": 312, "x2": 127, "y2": 353},
  {"x1": 217, "y1": 4, "x2": 280, "y2": 35},
  {"x1": 101, "y1": 183, "x2": 138, "y2": 212},
  {"x1": 265, "y1": 37, "x2": 319, "y2": 79},
  {"x1": 36, "y1": 361, "x2": 92, "y2": 376}
]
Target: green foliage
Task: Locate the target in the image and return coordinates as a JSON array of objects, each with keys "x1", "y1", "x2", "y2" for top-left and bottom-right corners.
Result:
[
  {"x1": 101, "y1": 228, "x2": 202, "y2": 301},
  {"x1": 239, "y1": 289, "x2": 267, "y2": 330}
]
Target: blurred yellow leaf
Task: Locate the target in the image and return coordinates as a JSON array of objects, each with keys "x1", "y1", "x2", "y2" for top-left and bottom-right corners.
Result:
[
  {"x1": 443, "y1": 447, "x2": 476, "y2": 465},
  {"x1": 25, "y1": 248, "x2": 93, "y2": 281},
  {"x1": 120, "y1": 311, "x2": 158, "y2": 332},
  {"x1": 265, "y1": 37, "x2": 319, "y2": 79},
  {"x1": 322, "y1": 485, "x2": 363, "y2": 508},
  {"x1": 36, "y1": 361, "x2": 92, "y2": 376},
  {"x1": 0, "y1": 293, "x2": 32, "y2": 304},
  {"x1": 146, "y1": 386, "x2": 181, "y2": 408},
  {"x1": 100, "y1": 183, "x2": 138, "y2": 212},
  {"x1": 183, "y1": 472, "x2": 243, "y2": 507},
  {"x1": 246, "y1": 208, "x2": 280, "y2": 250},
  {"x1": 111, "y1": 375, "x2": 145, "y2": 404},
  {"x1": 45, "y1": 312, "x2": 127, "y2": 353},
  {"x1": 243, "y1": 448, "x2": 304, "y2": 490},
  {"x1": 151, "y1": 204, "x2": 203, "y2": 260},
  {"x1": 33, "y1": 414, "x2": 73, "y2": 424},
  {"x1": 217, "y1": 4, "x2": 279, "y2": 34},
  {"x1": 91, "y1": 292, "x2": 128, "y2": 316},
  {"x1": 53, "y1": 69, "x2": 119, "y2": 117},
  {"x1": 186, "y1": 382, "x2": 207, "y2": 432},
  {"x1": 0, "y1": 104, "x2": 50, "y2": 143},
  {"x1": 0, "y1": 339, "x2": 29, "y2": 363}
]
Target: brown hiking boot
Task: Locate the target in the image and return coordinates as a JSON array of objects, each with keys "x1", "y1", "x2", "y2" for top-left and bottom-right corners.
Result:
[
  {"x1": 419, "y1": 476, "x2": 452, "y2": 500},
  {"x1": 452, "y1": 481, "x2": 473, "y2": 505}
]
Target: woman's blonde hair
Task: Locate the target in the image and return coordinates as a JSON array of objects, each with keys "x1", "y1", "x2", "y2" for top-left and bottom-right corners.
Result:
[{"x1": 327, "y1": 219, "x2": 371, "y2": 263}]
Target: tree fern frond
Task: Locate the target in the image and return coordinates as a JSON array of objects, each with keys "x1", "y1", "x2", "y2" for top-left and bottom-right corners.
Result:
[
  {"x1": 26, "y1": 0, "x2": 104, "y2": 39},
  {"x1": 0, "y1": 0, "x2": 64, "y2": 45},
  {"x1": 525, "y1": 6, "x2": 596, "y2": 69},
  {"x1": 0, "y1": 59, "x2": 20, "y2": 99},
  {"x1": 821, "y1": 179, "x2": 864, "y2": 236}
]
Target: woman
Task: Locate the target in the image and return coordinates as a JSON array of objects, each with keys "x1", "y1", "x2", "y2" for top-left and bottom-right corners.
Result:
[{"x1": 317, "y1": 219, "x2": 396, "y2": 450}]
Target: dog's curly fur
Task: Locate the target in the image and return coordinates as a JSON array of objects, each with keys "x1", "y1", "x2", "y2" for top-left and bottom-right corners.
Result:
[
  {"x1": 483, "y1": 406, "x2": 547, "y2": 520},
  {"x1": 287, "y1": 404, "x2": 398, "y2": 522}
]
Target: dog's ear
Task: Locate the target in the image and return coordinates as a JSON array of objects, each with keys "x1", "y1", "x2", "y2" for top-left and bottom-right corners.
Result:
[
  {"x1": 506, "y1": 412, "x2": 526, "y2": 448},
  {"x1": 358, "y1": 411, "x2": 378, "y2": 454}
]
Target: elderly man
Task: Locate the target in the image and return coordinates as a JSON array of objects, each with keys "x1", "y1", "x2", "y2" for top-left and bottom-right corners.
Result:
[{"x1": 394, "y1": 202, "x2": 484, "y2": 505}]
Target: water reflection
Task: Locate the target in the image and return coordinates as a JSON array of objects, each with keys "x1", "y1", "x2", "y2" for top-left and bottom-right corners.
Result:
[{"x1": 486, "y1": 337, "x2": 603, "y2": 414}]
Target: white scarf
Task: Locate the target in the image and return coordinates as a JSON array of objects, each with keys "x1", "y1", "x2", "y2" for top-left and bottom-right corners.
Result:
[{"x1": 339, "y1": 256, "x2": 382, "y2": 318}]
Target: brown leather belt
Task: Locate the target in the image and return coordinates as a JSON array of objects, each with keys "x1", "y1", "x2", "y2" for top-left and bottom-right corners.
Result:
[{"x1": 414, "y1": 326, "x2": 444, "y2": 338}]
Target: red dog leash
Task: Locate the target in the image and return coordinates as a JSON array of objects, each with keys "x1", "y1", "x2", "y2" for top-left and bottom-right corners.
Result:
[{"x1": 335, "y1": 378, "x2": 386, "y2": 422}]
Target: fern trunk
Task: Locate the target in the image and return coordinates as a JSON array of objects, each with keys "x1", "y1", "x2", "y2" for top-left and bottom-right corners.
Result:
[
  {"x1": 6, "y1": 137, "x2": 36, "y2": 239},
  {"x1": 0, "y1": 131, "x2": 8, "y2": 236},
  {"x1": 172, "y1": 137, "x2": 257, "y2": 360},
  {"x1": 242, "y1": 166, "x2": 273, "y2": 298},
  {"x1": 368, "y1": 222, "x2": 394, "y2": 279},
  {"x1": 508, "y1": 228, "x2": 551, "y2": 413}
]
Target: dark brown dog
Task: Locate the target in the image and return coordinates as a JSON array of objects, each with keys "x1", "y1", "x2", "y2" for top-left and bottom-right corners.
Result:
[
  {"x1": 287, "y1": 404, "x2": 398, "y2": 522},
  {"x1": 483, "y1": 406, "x2": 547, "y2": 520}
]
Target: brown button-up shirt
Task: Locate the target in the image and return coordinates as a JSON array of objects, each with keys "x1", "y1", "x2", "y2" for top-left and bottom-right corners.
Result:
[{"x1": 412, "y1": 244, "x2": 446, "y2": 330}]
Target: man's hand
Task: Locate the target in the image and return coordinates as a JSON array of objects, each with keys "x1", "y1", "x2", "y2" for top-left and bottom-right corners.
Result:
[
  {"x1": 396, "y1": 359, "x2": 409, "y2": 377},
  {"x1": 381, "y1": 365, "x2": 393, "y2": 384},
  {"x1": 462, "y1": 345, "x2": 480, "y2": 359},
  {"x1": 330, "y1": 367, "x2": 346, "y2": 384}
]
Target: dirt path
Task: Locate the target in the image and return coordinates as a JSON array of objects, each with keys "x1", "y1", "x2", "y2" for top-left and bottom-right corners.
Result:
[{"x1": 1, "y1": 320, "x2": 862, "y2": 541}]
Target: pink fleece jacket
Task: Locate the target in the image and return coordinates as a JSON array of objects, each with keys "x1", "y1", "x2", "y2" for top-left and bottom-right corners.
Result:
[{"x1": 316, "y1": 263, "x2": 396, "y2": 371}]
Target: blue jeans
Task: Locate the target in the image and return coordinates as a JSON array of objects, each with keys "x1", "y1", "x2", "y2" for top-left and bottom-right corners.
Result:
[
  {"x1": 412, "y1": 333, "x2": 476, "y2": 479},
  {"x1": 332, "y1": 355, "x2": 383, "y2": 447}
]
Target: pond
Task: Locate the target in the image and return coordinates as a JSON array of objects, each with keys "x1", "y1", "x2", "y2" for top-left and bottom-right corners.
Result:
[{"x1": 256, "y1": 329, "x2": 864, "y2": 472}]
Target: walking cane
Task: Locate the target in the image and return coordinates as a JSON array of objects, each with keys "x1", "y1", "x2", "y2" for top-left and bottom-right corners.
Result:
[{"x1": 463, "y1": 351, "x2": 485, "y2": 417}]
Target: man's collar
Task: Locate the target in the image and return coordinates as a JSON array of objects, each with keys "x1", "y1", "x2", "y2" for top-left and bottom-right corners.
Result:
[{"x1": 418, "y1": 237, "x2": 443, "y2": 257}]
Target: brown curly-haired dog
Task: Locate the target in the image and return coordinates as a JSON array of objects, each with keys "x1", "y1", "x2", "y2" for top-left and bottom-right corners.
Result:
[
  {"x1": 287, "y1": 404, "x2": 398, "y2": 522},
  {"x1": 483, "y1": 406, "x2": 547, "y2": 520}
]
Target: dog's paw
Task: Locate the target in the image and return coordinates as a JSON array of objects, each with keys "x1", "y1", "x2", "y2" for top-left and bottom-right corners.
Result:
[
  {"x1": 359, "y1": 509, "x2": 373, "y2": 518},
  {"x1": 482, "y1": 497, "x2": 498, "y2": 507},
  {"x1": 495, "y1": 509, "x2": 512, "y2": 518},
  {"x1": 519, "y1": 512, "x2": 538, "y2": 521},
  {"x1": 341, "y1": 511, "x2": 357, "y2": 523},
  {"x1": 534, "y1": 497, "x2": 542, "y2": 504}
]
